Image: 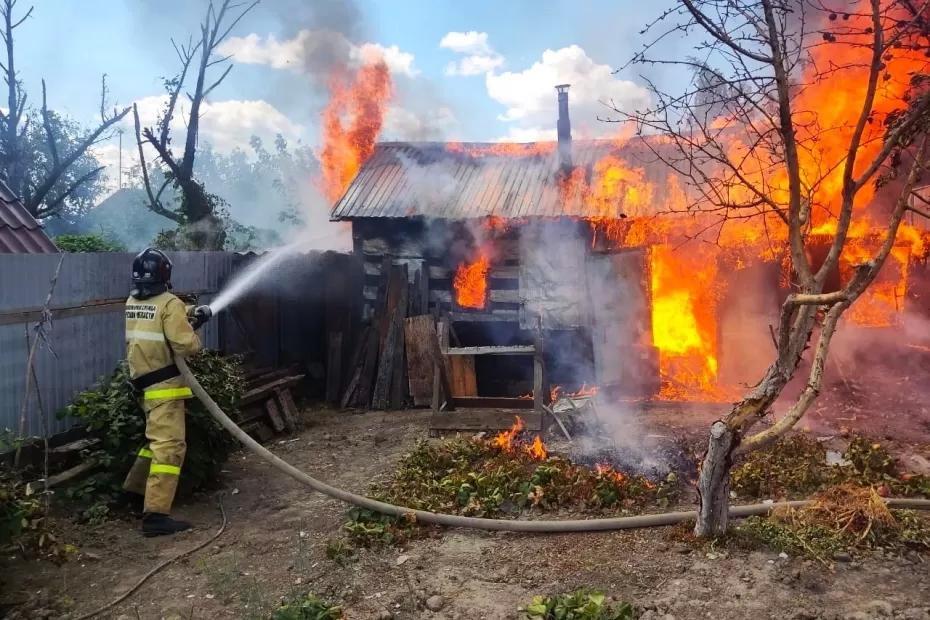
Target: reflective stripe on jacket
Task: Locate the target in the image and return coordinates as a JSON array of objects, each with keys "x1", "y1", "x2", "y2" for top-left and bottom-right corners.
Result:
[{"x1": 125, "y1": 292, "x2": 201, "y2": 402}]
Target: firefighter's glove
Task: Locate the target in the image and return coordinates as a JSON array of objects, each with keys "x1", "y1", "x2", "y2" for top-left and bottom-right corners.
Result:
[{"x1": 189, "y1": 305, "x2": 212, "y2": 330}]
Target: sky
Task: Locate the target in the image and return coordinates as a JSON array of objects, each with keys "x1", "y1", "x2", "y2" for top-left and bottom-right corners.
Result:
[{"x1": 12, "y1": 0, "x2": 697, "y2": 190}]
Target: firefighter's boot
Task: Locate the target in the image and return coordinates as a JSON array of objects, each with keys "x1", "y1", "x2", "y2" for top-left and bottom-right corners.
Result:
[{"x1": 142, "y1": 513, "x2": 192, "y2": 537}]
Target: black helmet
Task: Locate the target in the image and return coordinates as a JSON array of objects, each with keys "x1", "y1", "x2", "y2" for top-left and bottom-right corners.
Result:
[{"x1": 131, "y1": 248, "x2": 172, "y2": 298}]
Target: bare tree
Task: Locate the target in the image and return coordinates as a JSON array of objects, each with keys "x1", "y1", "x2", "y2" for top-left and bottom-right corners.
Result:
[
  {"x1": 134, "y1": 0, "x2": 258, "y2": 251},
  {"x1": 615, "y1": 0, "x2": 930, "y2": 536},
  {"x1": 0, "y1": 0, "x2": 130, "y2": 219}
]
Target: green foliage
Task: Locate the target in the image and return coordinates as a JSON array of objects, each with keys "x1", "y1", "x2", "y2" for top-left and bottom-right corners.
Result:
[
  {"x1": 524, "y1": 591, "x2": 634, "y2": 620},
  {"x1": 324, "y1": 538, "x2": 354, "y2": 565},
  {"x1": 61, "y1": 351, "x2": 243, "y2": 512},
  {"x1": 271, "y1": 593, "x2": 343, "y2": 620},
  {"x1": 727, "y1": 485, "x2": 930, "y2": 562},
  {"x1": 20, "y1": 109, "x2": 108, "y2": 223},
  {"x1": 731, "y1": 435, "x2": 829, "y2": 499},
  {"x1": 0, "y1": 467, "x2": 77, "y2": 561},
  {"x1": 730, "y1": 435, "x2": 930, "y2": 500},
  {"x1": 843, "y1": 437, "x2": 897, "y2": 483},
  {"x1": 54, "y1": 233, "x2": 125, "y2": 253},
  {"x1": 0, "y1": 468, "x2": 42, "y2": 547},
  {"x1": 729, "y1": 516, "x2": 847, "y2": 559},
  {"x1": 343, "y1": 436, "x2": 678, "y2": 548}
]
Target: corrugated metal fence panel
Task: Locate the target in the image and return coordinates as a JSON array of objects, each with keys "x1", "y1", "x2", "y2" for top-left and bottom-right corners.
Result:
[{"x1": 0, "y1": 252, "x2": 236, "y2": 437}]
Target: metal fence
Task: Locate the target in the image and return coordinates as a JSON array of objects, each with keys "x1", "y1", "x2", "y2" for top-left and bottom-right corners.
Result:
[{"x1": 0, "y1": 252, "x2": 236, "y2": 437}]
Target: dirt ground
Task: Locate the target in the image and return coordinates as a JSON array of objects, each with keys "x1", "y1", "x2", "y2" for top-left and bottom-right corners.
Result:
[{"x1": 2, "y1": 404, "x2": 930, "y2": 620}]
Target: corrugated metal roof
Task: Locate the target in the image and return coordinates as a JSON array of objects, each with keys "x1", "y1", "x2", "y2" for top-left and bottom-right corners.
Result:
[
  {"x1": 0, "y1": 179, "x2": 58, "y2": 253},
  {"x1": 330, "y1": 140, "x2": 675, "y2": 221}
]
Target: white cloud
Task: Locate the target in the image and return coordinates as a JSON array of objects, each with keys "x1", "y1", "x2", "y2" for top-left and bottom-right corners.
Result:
[
  {"x1": 216, "y1": 31, "x2": 306, "y2": 70},
  {"x1": 92, "y1": 96, "x2": 304, "y2": 193},
  {"x1": 485, "y1": 45, "x2": 650, "y2": 138},
  {"x1": 440, "y1": 31, "x2": 503, "y2": 76},
  {"x1": 439, "y1": 31, "x2": 494, "y2": 55},
  {"x1": 218, "y1": 30, "x2": 419, "y2": 77},
  {"x1": 132, "y1": 96, "x2": 304, "y2": 154},
  {"x1": 495, "y1": 127, "x2": 557, "y2": 143}
]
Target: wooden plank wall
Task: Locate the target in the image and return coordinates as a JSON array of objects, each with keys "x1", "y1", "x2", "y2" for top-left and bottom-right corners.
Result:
[{"x1": 353, "y1": 218, "x2": 523, "y2": 323}]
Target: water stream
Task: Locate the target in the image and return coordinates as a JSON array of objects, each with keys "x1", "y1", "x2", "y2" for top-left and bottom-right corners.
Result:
[{"x1": 208, "y1": 231, "x2": 328, "y2": 314}]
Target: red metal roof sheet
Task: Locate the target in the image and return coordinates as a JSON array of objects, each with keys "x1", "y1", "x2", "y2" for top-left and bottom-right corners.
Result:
[{"x1": 0, "y1": 179, "x2": 58, "y2": 254}]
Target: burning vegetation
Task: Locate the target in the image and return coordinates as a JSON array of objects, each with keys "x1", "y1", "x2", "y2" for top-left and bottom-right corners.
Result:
[{"x1": 340, "y1": 424, "x2": 678, "y2": 547}]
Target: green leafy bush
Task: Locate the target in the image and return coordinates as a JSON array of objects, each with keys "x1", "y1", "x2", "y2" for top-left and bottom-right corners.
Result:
[
  {"x1": 61, "y1": 351, "x2": 243, "y2": 511},
  {"x1": 54, "y1": 233, "x2": 125, "y2": 252},
  {"x1": 730, "y1": 435, "x2": 930, "y2": 500},
  {"x1": 343, "y1": 435, "x2": 678, "y2": 547},
  {"x1": 730, "y1": 435, "x2": 829, "y2": 499},
  {"x1": 728, "y1": 485, "x2": 930, "y2": 562},
  {"x1": 271, "y1": 593, "x2": 343, "y2": 620},
  {"x1": 524, "y1": 591, "x2": 634, "y2": 620},
  {"x1": 0, "y1": 468, "x2": 76, "y2": 560},
  {"x1": 0, "y1": 468, "x2": 41, "y2": 547}
]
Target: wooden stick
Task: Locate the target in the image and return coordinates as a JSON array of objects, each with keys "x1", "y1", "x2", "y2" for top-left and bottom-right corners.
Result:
[{"x1": 15, "y1": 254, "x2": 63, "y2": 468}]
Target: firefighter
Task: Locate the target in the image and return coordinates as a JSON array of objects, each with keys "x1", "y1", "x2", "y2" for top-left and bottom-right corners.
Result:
[{"x1": 121, "y1": 248, "x2": 212, "y2": 537}]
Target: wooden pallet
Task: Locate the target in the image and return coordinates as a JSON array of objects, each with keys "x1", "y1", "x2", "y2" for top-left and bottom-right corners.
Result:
[{"x1": 428, "y1": 409, "x2": 542, "y2": 436}]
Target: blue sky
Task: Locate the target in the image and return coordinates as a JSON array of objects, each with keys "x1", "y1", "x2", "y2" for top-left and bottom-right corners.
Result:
[{"x1": 12, "y1": 0, "x2": 695, "y2": 186}]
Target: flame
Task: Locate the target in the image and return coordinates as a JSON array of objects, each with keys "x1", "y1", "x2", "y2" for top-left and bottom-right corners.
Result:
[
  {"x1": 319, "y1": 2, "x2": 930, "y2": 405},
  {"x1": 453, "y1": 253, "x2": 490, "y2": 309},
  {"x1": 594, "y1": 463, "x2": 626, "y2": 484},
  {"x1": 528, "y1": 435, "x2": 548, "y2": 460},
  {"x1": 649, "y1": 245, "x2": 725, "y2": 400},
  {"x1": 320, "y1": 59, "x2": 392, "y2": 202},
  {"x1": 493, "y1": 415, "x2": 525, "y2": 452},
  {"x1": 549, "y1": 383, "x2": 599, "y2": 401},
  {"x1": 492, "y1": 416, "x2": 547, "y2": 460}
]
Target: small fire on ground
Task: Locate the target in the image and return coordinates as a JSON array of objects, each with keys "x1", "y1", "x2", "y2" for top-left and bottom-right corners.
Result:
[{"x1": 493, "y1": 416, "x2": 547, "y2": 460}]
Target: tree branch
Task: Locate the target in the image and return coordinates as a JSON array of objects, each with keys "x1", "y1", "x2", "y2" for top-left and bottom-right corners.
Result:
[
  {"x1": 34, "y1": 165, "x2": 104, "y2": 219},
  {"x1": 26, "y1": 104, "x2": 131, "y2": 216},
  {"x1": 134, "y1": 103, "x2": 182, "y2": 224},
  {"x1": 680, "y1": 0, "x2": 773, "y2": 63},
  {"x1": 40, "y1": 79, "x2": 59, "y2": 170}
]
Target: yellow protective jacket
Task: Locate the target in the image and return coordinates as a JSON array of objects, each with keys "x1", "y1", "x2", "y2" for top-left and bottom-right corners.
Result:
[{"x1": 125, "y1": 291, "x2": 202, "y2": 403}]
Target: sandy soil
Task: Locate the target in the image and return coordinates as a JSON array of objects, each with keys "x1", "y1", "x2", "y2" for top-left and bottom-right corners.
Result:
[{"x1": 2, "y1": 405, "x2": 929, "y2": 620}]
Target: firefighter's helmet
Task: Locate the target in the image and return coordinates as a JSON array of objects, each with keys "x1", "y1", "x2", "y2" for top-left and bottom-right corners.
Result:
[{"x1": 131, "y1": 248, "x2": 173, "y2": 287}]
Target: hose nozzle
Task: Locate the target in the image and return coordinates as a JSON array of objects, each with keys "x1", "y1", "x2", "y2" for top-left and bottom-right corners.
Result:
[{"x1": 190, "y1": 305, "x2": 212, "y2": 330}]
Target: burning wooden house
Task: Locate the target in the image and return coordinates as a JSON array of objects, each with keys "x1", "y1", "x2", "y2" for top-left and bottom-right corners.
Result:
[{"x1": 329, "y1": 85, "x2": 930, "y2": 415}]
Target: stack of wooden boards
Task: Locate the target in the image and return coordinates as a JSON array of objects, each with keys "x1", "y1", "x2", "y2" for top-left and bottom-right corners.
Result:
[
  {"x1": 338, "y1": 256, "x2": 494, "y2": 411},
  {"x1": 235, "y1": 365, "x2": 305, "y2": 441},
  {"x1": 340, "y1": 259, "x2": 428, "y2": 410}
]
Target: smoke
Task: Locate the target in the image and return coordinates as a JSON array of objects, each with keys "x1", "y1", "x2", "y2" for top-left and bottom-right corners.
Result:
[{"x1": 514, "y1": 219, "x2": 676, "y2": 470}]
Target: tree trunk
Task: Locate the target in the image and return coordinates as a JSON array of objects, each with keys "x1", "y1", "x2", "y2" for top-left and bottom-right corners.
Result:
[{"x1": 694, "y1": 420, "x2": 737, "y2": 538}]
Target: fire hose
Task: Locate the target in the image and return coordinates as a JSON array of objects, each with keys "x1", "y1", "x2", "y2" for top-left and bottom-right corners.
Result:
[{"x1": 176, "y1": 357, "x2": 930, "y2": 532}]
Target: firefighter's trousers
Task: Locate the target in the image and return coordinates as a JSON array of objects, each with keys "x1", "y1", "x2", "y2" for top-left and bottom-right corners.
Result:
[{"x1": 122, "y1": 399, "x2": 187, "y2": 514}]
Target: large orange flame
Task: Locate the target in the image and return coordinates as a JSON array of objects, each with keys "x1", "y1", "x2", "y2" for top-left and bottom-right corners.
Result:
[
  {"x1": 453, "y1": 253, "x2": 490, "y2": 309},
  {"x1": 320, "y1": 59, "x2": 392, "y2": 202}
]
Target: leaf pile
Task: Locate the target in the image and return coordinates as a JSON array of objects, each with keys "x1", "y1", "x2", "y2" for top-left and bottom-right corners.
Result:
[
  {"x1": 271, "y1": 593, "x2": 343, "y2": 620},
  {"x1": 0, "y1": 468, "x2": 76, "y2": 561},
  {"x1": 61, "y1": 351, "x2": 243, "y2": 518},
  {"x1": 343, "y1": 436, "x2": 678, "y2": 547},
  {"x1": 524, "y1": 591, "x2": 635, "y2": 620},
  {"x1": 730, "y1": 484, "x2": 930, "y2": 562},
  {"x1": 730, "y1": 435, "x2": 930, "y2": 500}
]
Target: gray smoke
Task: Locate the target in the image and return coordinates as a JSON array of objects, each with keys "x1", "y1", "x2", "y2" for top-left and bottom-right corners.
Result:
[{"x1": 517, "y1": 219, "x2": 668, "y2": 469}]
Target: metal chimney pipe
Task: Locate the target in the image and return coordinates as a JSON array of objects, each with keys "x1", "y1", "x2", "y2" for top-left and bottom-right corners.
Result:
[{"x1": 556, "y1": 84, "x2": 572, "y2": 170}]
